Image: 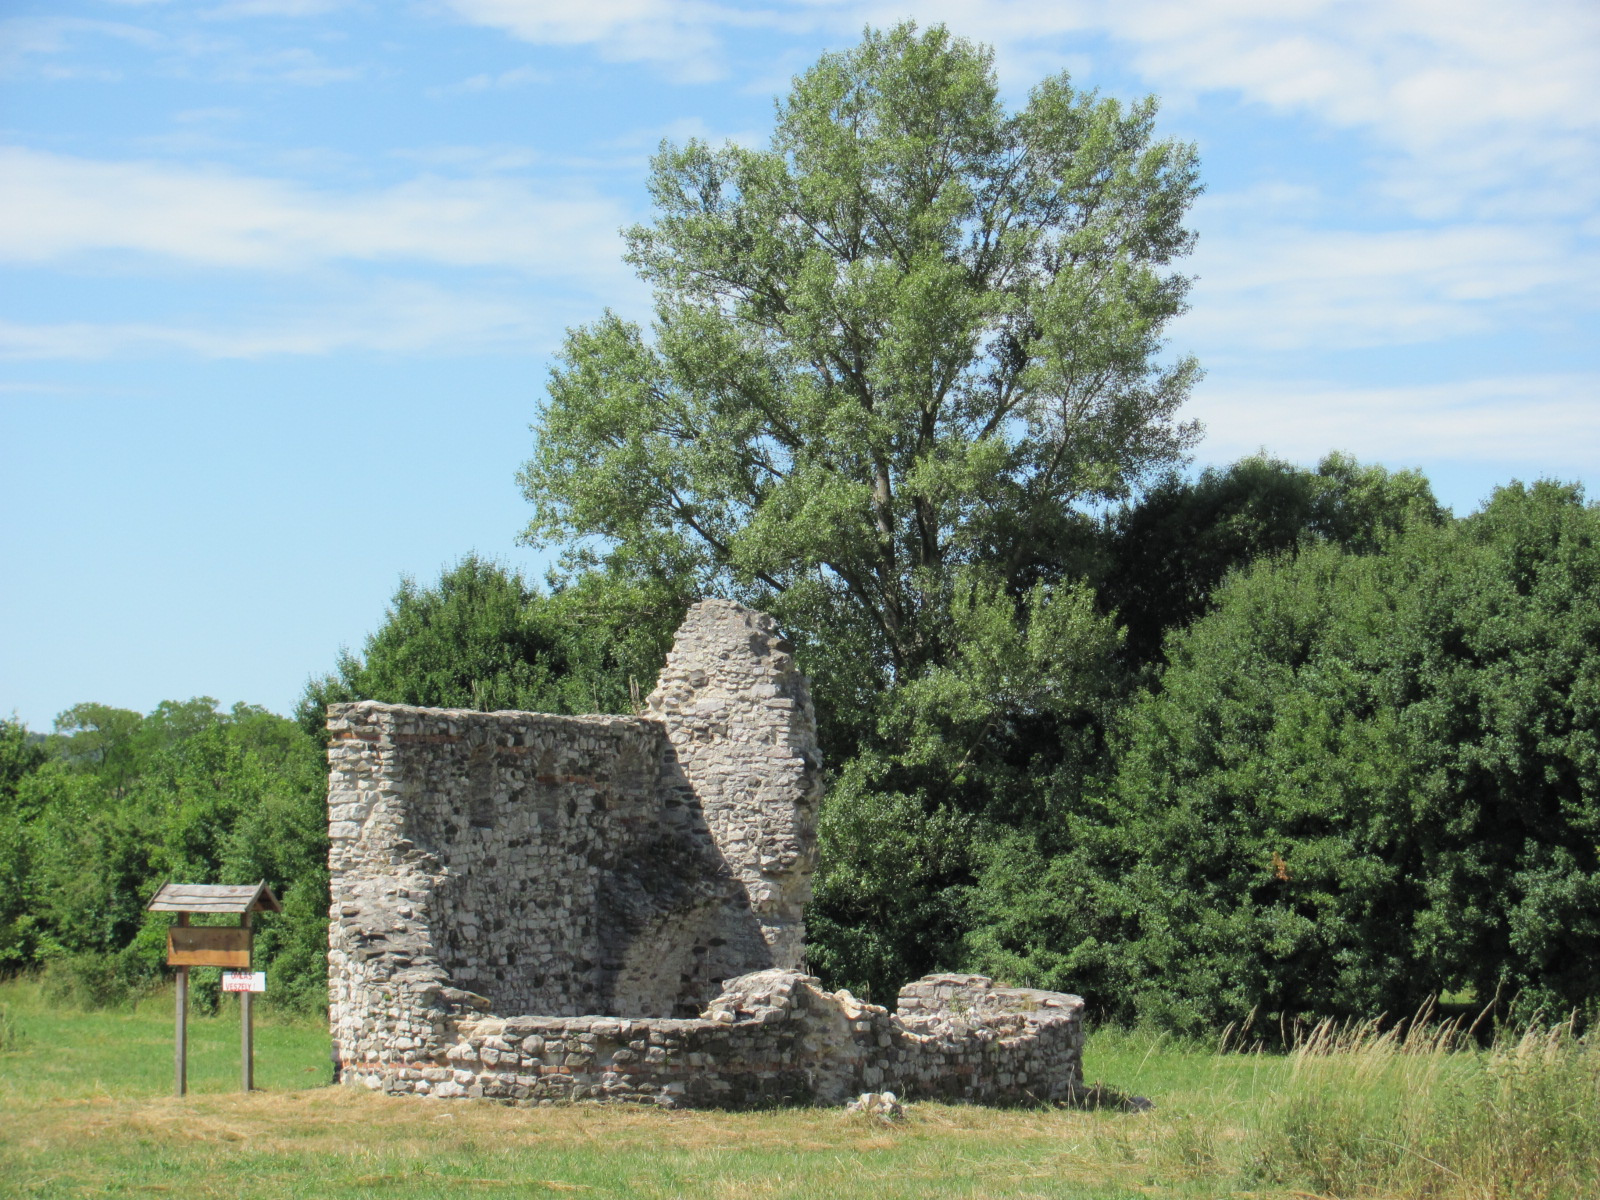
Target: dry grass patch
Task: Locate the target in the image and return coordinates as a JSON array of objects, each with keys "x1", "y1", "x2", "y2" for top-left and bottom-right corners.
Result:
[
  {"x1": 0, "y1": 1087, "x2": 1210, "y2": 1200},
  {"x1": 4, "y1": 982, "x2": 1597, "y2": 1199}
]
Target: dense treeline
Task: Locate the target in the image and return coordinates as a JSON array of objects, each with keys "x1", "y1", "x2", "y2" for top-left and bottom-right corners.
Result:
[
  {"x1": 3, "y1": 461, "x2": 1596, "y2": 1025},
  {"x1": 0, "y1": 701, "x2": 327, "y2": 1010},
  {"x1": 807, "y1": 453, "x2": 1452, "y2": 1008},
  {"x1": 965, "y1": 477, "x2": 1600, "y2": 1028}
]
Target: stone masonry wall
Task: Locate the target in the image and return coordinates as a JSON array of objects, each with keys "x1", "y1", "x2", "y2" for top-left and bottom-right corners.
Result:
[
  {"x1": 327, "y1": 600, "x2": 822, "y2": 1073},
  {"x1": 645, "y1": 600, "x2": 822, "y2": 968},
  {"x1": 327, "y1": 598, "x2": 1086, "y2": 1108},
  {"x1": 340, "y1": 970, "x2": 1086, "y2": 1108}
]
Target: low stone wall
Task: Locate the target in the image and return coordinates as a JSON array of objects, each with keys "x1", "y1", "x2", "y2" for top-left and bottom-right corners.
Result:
[{"x1": 340, "y1": 970, "x2": 1086, "y2": 1109}]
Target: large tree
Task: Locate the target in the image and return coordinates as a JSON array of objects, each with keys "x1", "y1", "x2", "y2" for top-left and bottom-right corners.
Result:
[
  {"x1": 520, "y1": 23, "x2": 1202, "y2": 997},
  {"x1": 522, "y1": 21, "x2": 1199, "y2": 687}
]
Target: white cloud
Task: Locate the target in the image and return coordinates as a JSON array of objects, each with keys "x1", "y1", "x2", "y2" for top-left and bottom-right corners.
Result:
[
  {"x1": 440, "y1": 0, "x2": 792, "y2": 80},
  {"x1": 211, "y1": 45, "x2": 362, "y2": 84},
  {"x1": 390, "y1": 144, "x2": 546, "y2": 172},
  {"x1": 0, "y1": 146, "x2": 633, "y2": 280},
  {"x1": 0, "y1": 279, "x2": 602, "y2": 359},
  {"x1": 1086, "y1": 0, "x2": 1600, "y2": 220},
  {"x1": 201, "y1": 0, "x2": 350, "y2": 16},
  {"x1": 1192, "y1": 372, "x2": 1600, "y2": 468},
  {"x1": 0, "y1": 380, "x2": 80, "y2": 394},
  {"x1": 0, "y1": 12, "x2": 363, "y2": 86},
  {"x1": 443, "y1": 0, "x2": 718, "y2": 73},
  {"x1": 425, "y1": 64, "x2": 551, "y2": 97},
  {"x1": 1182, "y1": 221, "x2": 1600, "y2": 351},
  {"x1": 875, "y1": 1, "x2": 1600, "y2": 217},
  {"x1": 440, "y1": 0, "x2": 1600, "y2": 217},
  {"x1": 606, "y1": 115, "x2": 766, "y2": 151},
  {"x1": 0, "y1": 15, "x2": 161, "y2": 77},
  {"x1": 0, "y1": 145, "x2": 647, "y2": 362}
]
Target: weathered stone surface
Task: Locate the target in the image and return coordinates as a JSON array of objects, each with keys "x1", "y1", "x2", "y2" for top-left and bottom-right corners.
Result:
[
  {"x1": 645, "y1": 601, "x2": 821, "y2": 969},
  {"x1": 336, "y1": 969, "x2": 1085, "y2": 1109},
  {"x1": 327, "y1": 599, "x2": 1085, "y2": 1108}
]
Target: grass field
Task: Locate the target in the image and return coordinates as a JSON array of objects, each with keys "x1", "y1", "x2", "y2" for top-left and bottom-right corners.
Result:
[{"x1": 2, "y1": 980, "x2": 1596, "y2": 1200}]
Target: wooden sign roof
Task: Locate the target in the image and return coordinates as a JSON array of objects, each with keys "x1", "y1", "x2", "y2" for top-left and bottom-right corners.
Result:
[{"x1": 147, "y1": 881, "x2": 282, "y2": 915}]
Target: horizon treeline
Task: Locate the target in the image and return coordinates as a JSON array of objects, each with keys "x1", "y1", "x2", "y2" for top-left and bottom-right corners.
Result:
[{"x1": 4, "y1": 453, "x2": 1597, "y2": 1028}]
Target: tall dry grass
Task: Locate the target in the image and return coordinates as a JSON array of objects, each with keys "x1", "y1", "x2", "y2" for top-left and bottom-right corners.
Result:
[{"x1": 1247, "y1": 1011, "x2": 1600, "y2": 1199}]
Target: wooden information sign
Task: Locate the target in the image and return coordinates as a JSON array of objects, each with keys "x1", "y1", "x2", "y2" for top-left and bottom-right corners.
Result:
[
  {"x1": 146, "y1": 881, "x2": 281, "y2": 1096},
  {"x1": 167, "y1": 925, "x2": 254, "y2": 968}
]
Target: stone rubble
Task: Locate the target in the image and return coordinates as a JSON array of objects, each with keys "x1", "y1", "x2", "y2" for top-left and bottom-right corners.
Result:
[
  {"x1": 326, "y1": 599, "x2": 1086, "y2": 1108},
  {"x1": 846, "y1": 1091, "x2": 904, "y2": 1120}
]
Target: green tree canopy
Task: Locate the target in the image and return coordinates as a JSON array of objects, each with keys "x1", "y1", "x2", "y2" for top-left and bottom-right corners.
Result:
[
  {"x1": 299, "y1": 555, "x2": 684, "y2": 734},
  {"x1": 972, "y1": 480, "x2": 1600, "y2": 1028},
  {"x1": 0, "y1": 718, "x2": 45, "y2": 810},
  {"x1": 1101, "y1": 452, "x2": 1446, "y2": 667},
  {"x1": 520, "y1": 21, "x2": 1200, "y2": 696}
]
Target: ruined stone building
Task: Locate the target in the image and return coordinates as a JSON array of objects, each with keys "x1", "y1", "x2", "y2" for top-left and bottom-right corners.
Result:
[{"x1": 327, "y1": 599, "x2": 1085, "y2": 1106}]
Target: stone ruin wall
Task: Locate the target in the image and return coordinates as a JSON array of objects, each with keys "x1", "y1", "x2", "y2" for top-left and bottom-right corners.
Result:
[
  {"x1": 379, "y1": 971, "x2": 1084, "y2": 1106},
  {"x1": 327, "y1": 599, "x2": 1086, "y2": 1108},
  {"x1": 644, "y1": 601, "x2": 821, "y2": 973}
]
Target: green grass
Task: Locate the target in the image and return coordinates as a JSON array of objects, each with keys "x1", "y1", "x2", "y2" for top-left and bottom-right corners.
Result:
[
  {"x1": 0, "y1": 977, "x2": 332, "y2": 1100},
  {"x1": 2, "y1": 979, "x2": 1596, "y2": 1200}
]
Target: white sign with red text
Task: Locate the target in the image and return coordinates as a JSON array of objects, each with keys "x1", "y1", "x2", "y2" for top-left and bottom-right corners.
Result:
[{"x1": 222, "y1": 970, "x2": 266, "y2": 993}]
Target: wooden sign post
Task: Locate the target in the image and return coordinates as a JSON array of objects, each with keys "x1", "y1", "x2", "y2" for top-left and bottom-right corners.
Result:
[
  {"x1": 175, "y1": 913, "x2": 188, "y2": 1096},
  {"x1": 147, "y1": 882, "x2": 281, "y2": 1096}
]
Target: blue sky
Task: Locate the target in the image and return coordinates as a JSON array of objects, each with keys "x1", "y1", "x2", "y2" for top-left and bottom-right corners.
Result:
[{"x1": 2, "y1": 0, "x2": 1597, "y2": 729}]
